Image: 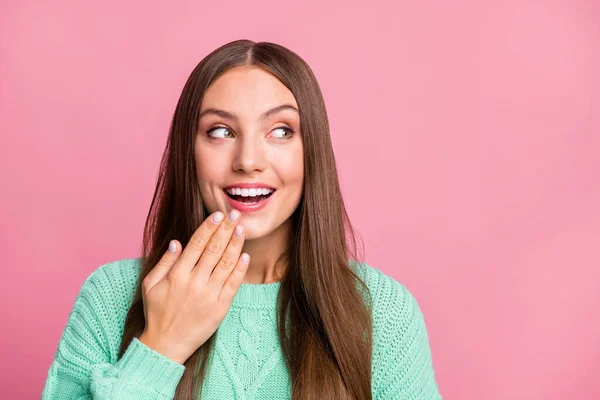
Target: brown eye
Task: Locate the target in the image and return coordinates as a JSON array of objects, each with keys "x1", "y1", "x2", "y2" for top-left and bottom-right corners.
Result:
[
  {"x1": 206, "y1": 127, "x2": 234, "y2": 139},
  {"x1": 270, "y1": 126, "x2": 295, "y2": 139}
]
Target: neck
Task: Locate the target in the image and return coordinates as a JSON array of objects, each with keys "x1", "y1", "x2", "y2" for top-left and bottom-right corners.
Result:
[{"x1": 241, "y1": 217, "x2": 292, "y2": 284}]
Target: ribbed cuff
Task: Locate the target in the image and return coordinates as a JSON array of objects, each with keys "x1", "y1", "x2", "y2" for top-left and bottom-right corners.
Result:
[{"x1": 115, "y1": 337, "x2": 185, "y2": 397}]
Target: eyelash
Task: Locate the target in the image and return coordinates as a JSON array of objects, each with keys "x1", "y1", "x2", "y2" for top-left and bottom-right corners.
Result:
[{"x1": 205, "y1": 125, "x2": 295, "y2": 140}]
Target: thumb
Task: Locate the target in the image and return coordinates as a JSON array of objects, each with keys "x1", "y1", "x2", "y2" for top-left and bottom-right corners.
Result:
[{"x1": 142, "y1": 239, "x2": 181, "y2": 294}]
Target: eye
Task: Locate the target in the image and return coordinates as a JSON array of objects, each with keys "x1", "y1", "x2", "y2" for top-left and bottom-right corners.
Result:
[
  {"x1": 270, "y1": 126, "x2": 295, "y2": 139},
  {"x1": 206, "y1": 125, "x2": 295, "y2": 139},
  {"x1": 206, "y1": 126, "x2": 234, "y2": 139}
]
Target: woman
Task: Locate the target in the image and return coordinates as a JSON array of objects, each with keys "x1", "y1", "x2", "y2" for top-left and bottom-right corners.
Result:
[{"x1": 42, "y1": 39, "x2": 442, "y2": 399}]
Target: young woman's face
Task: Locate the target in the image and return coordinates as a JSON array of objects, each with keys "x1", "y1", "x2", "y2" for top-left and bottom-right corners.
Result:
[{"x1": 195, "y1": 66, "x2": 304, "y2": 240}]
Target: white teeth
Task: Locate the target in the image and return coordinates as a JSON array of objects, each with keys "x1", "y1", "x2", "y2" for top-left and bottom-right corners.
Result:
[{"x1": 226, "y1": 187, "x2": 274, "y2": 197}]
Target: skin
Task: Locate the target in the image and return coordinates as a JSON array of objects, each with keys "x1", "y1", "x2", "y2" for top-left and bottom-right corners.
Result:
[{"x1": 195, "y1": 65, "x2": 304, "y2": 284}]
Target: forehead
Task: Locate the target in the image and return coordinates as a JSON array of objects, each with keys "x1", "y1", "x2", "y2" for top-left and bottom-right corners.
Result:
[{"x1": 201, "y1": 66, "x2": 298, "y2": 113}]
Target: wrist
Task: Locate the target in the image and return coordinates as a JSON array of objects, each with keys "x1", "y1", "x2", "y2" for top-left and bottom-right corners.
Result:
[{"x1": 138, "y1": 332, "x2": 187, "y2": 365}]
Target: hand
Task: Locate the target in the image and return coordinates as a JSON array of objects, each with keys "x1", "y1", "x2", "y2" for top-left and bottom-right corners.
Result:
[{"x1": 138, "y1": 209, "x2": 249, "y2": 365}]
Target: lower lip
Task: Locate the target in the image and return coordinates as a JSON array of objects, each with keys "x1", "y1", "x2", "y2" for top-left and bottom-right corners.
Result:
[{"x1": 224, "y1": 190, "x2": 275, "y2": 212}]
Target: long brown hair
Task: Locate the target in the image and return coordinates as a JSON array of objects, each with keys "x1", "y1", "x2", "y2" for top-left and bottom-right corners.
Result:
[{"x1": 119, "y1": 39, "x2": 373, "y2": 399}]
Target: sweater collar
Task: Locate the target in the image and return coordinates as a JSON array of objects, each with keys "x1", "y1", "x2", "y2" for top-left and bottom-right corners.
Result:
[{"x1": 231, "y1": 280, "x2": 281, "y2": 307}]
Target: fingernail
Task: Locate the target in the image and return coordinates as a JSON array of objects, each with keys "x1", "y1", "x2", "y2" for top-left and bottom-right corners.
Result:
[
  {"x1": 235, "y1": 226, "x2": 244, "y2": 237},
  {"x1": 168, "y1": 240, "x2": 177, "y2": 253},
  {"x1": 229, "y1": 210, "x2": 240, "y2": 221},
  {"x1": 213, "y1": 212, "x2": 224, "y2": 223},
  {"x1": 241, "y1": 253, "x2": 250, "y2": 263}
]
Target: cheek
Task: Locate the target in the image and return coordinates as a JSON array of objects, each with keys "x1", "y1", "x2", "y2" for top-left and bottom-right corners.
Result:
[
  {"x1": 195, "y1": 147, "x2": 226, "y2": 181},
  {"x1": 290, "y1": 144, "x2": 304, "y2": 182},
  {"x1": 271, "y1": 146, "x2": 303, "y2": 184}
]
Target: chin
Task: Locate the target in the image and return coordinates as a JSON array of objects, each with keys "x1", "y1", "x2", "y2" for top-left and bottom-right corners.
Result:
[{"x1": 242, "y1": 224, "x2": 272, "y2": 240}]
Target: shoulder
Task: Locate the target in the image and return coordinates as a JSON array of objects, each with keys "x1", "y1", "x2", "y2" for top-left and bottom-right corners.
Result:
[
  {"x1": 82, "y1": 257, "x2": 142, "y2": 297},
  {"x1": 349, "y1": 260, "x2": 426, "y2": 343},
  {"x1": 71, "y1": 257, "x2": 142, "y2": 359},
  {"x1": 80, "y1": 256, "x2": 142, "y2": 319},
  {"x1": 349, "y1": 260, "x2": 419, "y2": 314},
  {"x1": 349, "y1": 259, "x2": 427, "y2": 332},
  {"x1": 43, "y1": 258, "x2": 148, "y2": 397},
  {"x1": 349, "y1": 260, "x2": 442, "y2": 398}
]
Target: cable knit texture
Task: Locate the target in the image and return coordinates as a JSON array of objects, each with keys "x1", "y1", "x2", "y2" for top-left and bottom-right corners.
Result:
[{"x1": 42, "y1": 257, "x2": 442, "y2": 399}]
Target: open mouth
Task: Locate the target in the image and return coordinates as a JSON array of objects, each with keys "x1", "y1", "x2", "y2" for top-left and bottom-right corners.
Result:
[{"x1": 223, "y1": 188, "x2": 275, "y2": 204}]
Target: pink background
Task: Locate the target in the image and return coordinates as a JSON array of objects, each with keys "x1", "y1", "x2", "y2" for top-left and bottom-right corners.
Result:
[{"x1": 1, "y1": 1, "x2": 598, "y2": 399}]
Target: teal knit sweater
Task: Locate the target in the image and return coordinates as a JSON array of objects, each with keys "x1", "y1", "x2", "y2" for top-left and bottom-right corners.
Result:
[{"x1": 42, "y1": 258, "x2": 442, "y2": 399}]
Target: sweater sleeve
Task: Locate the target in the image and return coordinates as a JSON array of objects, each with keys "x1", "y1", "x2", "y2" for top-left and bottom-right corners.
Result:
[
  {"x1": 41, "y1": 264, "x2": 185, "y2": 399},
  {"x1": 370, "y1": 270, "x2": 442, "y2": 400}
]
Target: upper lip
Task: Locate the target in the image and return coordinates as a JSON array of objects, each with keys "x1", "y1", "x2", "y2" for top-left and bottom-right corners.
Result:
[{"x1": 224, "y1": 182, "x2": 276, "y2": 190}]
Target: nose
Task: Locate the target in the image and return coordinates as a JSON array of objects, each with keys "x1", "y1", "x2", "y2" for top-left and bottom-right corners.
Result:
[{"x1": 231, "y1": 133, "x2": 268, "y2": 173}]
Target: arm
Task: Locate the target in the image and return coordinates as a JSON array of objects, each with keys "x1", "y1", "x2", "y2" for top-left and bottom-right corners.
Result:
[
  {"x1": 41, "y1": 265, "x2": 185, "y2": 399},
  {"x1": 372, "y1": 275, "x2": 442, "y2": 400}
]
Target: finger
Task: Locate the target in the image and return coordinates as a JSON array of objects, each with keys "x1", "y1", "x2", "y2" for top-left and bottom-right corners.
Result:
[
  {"x1": 142, "y1": 239, "x2": 180, "y2": 294},
  {"x1": 207, "y1": 224, "x2": 245, "y2": 291},
  {"x1": 218, "y1": 253, "x2": 250, "y2": 304},
  {"x1": 192, "y1": 209, "x2": 241, "y2": 283},
  {"x1": 173, "y1": 211, "x2": 225, "y2": 275}
]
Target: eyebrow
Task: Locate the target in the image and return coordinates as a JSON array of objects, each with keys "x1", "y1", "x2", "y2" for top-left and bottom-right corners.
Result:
[{"x1": 199, "y1": 104, "x2": 299, "y2": 122}]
